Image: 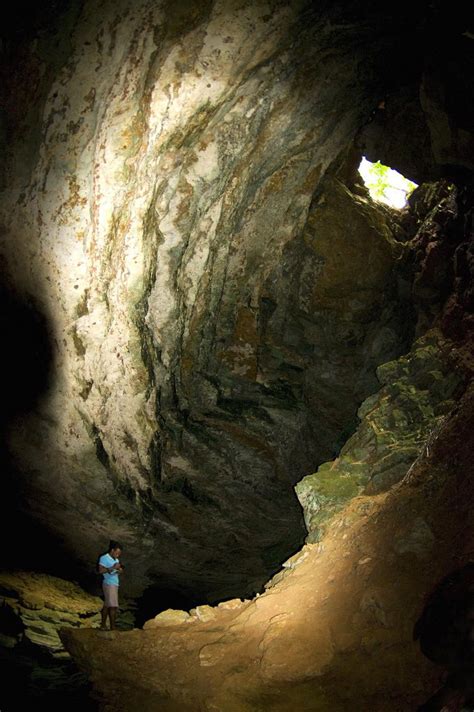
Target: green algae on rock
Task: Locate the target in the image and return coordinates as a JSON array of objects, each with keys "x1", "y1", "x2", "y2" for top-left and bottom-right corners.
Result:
[{"x1": 295, "y1": 329, "x2": 465, "y2": 542}]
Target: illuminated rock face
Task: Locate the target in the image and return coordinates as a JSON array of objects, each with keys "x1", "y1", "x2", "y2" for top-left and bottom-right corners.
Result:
[
  {"x1": 60, "y1": 383, "x2": 474, "y2": 711},
  {"x1": 0, "y1": 1, "x2": 422, "y2": 599},
  {"x1": 296, "y1": 328, "x2": 464, "y2": 541},
  {"x1": 1, "y1": 0, "x2": 473, "y2": 605},
  {"x1": 0, "y1": 571, "x2": 102, "y2": 656},
  {"x1": 1, "y1": 0, "x2": 473, "y2": 708}
]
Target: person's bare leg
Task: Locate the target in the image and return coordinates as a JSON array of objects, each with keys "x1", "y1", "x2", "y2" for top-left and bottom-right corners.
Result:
[
  {"x1": 109, "y1": 607, "x2": 117, "y2": 630},
  {"x1": 100, "y1": 606, "x2": 108, "y2": 629}
]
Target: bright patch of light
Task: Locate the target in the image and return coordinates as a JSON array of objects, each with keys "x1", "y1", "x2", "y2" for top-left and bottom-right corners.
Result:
[{"x1": 358, "y1": 157, "x2": 418, "y2": 209}]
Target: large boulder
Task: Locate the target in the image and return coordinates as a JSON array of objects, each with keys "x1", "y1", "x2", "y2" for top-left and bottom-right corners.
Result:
[{"x1": 296, "y1": 328, "x2": 464, "y2": 541}]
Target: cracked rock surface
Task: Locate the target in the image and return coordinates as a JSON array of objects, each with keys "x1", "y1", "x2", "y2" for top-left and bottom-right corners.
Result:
[
  {"x1": 0, "y1": 0, "x2": 434, "y2": 600},
  {"x1": 1, "y1": 0, "x2": 473, "y2": 708},
  {"x1": 60, "y1": 381, "x2": 474, "y2": 711}
]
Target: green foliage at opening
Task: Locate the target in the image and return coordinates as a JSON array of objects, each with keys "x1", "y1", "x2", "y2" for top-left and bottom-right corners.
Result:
[{"x1": 359, "y1": 158, "x2": 418, "y2": 209}]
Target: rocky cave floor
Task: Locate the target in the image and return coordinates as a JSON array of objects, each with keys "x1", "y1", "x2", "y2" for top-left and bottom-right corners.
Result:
[{"x1": 1, "y1": 0, "x2": 474, "y2": 710}]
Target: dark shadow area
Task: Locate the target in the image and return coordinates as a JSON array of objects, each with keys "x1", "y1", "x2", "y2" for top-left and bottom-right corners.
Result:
[
  {"x1": 0, "y1": 283, "x2": 101, "y2": 704},
  {"x1": 0, "y1": 284, "x2": 52, "y2": 428},
  {"x1": 0, "y1": 0, "x2": 81, "y2": 40},
  {"x1": 0, "y1": 283, "x2": 79, "y2": 577},
  {"x1": 135, "y1": 583, "x2": 209, "y2": 629},
  {"x1": 0, "y1": 638, "x2": 98, "y2": 712},
  {"x1": 415, "y1": 564, "x2": 474, "y2": 711},
  {"x1": 0, "y1": 284, "x2": 99, "y2": 711}
]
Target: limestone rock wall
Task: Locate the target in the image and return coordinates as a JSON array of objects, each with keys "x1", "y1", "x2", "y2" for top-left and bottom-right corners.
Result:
[
  {"x1": 1, "y1": 0, "x2": 473, "y2": 708},
  {"x1": 295, "y1": 174, "x2": 474, "y2": 541},
  {"x1": 60, "y1": 382, "x2": 474, "y2": 711},
  {"x1": 0, "y1": 0, "x2": 424, "y2": 599}
]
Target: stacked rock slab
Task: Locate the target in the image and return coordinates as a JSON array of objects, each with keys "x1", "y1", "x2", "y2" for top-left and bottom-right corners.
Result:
[{"x1": 0, "y1": 571, "x2": 102, "y2": 656}]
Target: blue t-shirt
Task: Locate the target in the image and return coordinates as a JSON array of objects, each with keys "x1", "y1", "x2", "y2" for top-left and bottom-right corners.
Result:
[{"x1": 99, "y1": 553, "x2": 120, "y2": 586}]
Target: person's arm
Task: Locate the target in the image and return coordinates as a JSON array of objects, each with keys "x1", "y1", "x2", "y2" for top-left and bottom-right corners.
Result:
[
  {"x1": 99, "y1": 557, "x2": 120, "y2": 574},
  {"x1": 99, "y1": 564, "x2": 118, "y2": 574}
]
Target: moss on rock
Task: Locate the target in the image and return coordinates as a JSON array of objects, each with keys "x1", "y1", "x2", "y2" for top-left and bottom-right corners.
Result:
[{"x1": 295, "y1": 329, "x2": 465, "y2": 541}]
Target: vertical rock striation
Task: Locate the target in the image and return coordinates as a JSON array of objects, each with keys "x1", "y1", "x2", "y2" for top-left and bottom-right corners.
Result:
[
  {"x1": 1, "y1": 0, "x2": 473, "y2": 707},
  {"x1": 0, "y1": 0, "x2": 435, "y2": 599}
]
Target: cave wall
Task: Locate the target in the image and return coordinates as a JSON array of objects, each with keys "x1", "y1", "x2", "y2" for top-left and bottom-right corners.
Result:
[
  {"x1": 61, "y1": 379, "x2": 474, "y2": 712},
  {"x1": 359, "y1": 9, "x2": 474, "y2": 183},
  {"x1": 0, "y1": 0, "x2": 473, "y2": 602}
]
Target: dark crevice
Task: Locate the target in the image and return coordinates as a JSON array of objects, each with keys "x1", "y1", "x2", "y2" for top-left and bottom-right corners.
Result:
[{"x1": 91, "y1": 424, "x2": 110, "y2": 470}]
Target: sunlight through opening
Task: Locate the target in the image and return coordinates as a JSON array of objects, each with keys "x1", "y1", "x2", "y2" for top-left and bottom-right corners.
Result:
[{"x1": 358, "y1": 157, "x2": 418, "y2": 209}]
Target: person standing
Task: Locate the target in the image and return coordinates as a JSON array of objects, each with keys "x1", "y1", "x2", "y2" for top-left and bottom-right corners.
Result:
[{"x1": 98, "y1": 540, "x2": 124, "y2": 630}]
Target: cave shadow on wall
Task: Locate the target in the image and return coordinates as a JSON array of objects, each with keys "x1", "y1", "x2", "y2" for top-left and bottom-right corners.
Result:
[
  {"x1": 415, "y1": 563, "x2": 474, "y2": 711},
  {"x1": 0, "y1": 282, "x2": 75, "y2": 576}
]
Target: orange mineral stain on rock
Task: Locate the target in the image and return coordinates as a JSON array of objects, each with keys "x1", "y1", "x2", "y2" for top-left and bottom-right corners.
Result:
[{"x1": 218, "y1": 306, "x2": 258, "y2": 379}]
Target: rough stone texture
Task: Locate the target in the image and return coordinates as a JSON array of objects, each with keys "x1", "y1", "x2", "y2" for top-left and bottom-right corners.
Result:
[
  {"x1": 359, "y1": 84, "x2": 436, "y2": 185},
  {"x1": 0, "y1": 571, "x2": 102, "y2": 656},
  {"x1": 0, "y1": 0, "x2": 437, "y2": 600},
  {"x1": 295, "y1": 328, "x2": 464, "y2": 541},
  {"x1": 0, "y1": 0, "x2": 473, "y2": 708},
  {"x1": 60, "y1": 382, "x2": 474, "y2": 711},
  {"x1": 61, "y1": 169, "x2": 473, "y2": 708},
  {"x1": 393, "y1": 180, "x2": 474, "y2": 339},
  {"x1": 358, "y1": 6, "x2": 474, "y2": 184},
  {"x1": 268, "y1": 176, "x2": 410, "y2": 458},
  {"x1": 143, "y1": 608, "x2": 191, "y2": 628},
  {"x1": 0, "y1": 570, "x2": 104, "y2": 709}
]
